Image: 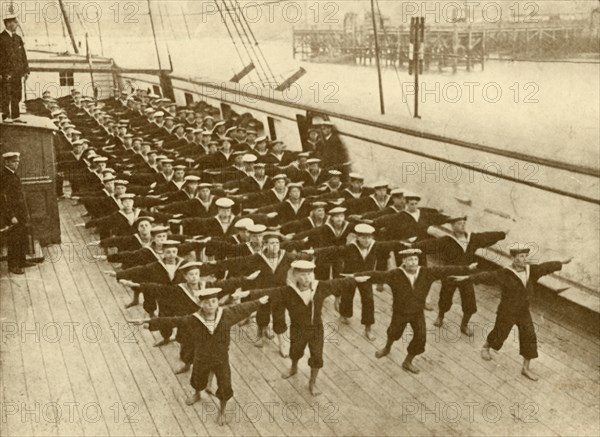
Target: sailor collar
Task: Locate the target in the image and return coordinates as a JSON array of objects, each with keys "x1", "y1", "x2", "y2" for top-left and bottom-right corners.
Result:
[
  {"x1": 177, "y1": 283, "x2": 201, "y2": 304},
  {"x1": 370, "y1": 194, "x2": 391, "y2": 210},
  {"x1": 344, "y1": 187, "x2": 362, "y2": 199},
  {"x1": 157, "y1": 256, "x2": 185, "y2": 280},
  {"x1": 272, "y1": 187, "x2": 288, "y2": 202},
  {"x1": 402, "y1": 208, "x2": 421, "y2": 222},
  {"x1": 118, "y1": 208, "x2": 141, "y2": 225},
  {"x1": 134, "y1": 233, "x2": 153, "y2": 248},
  {"x1": 506, "y1": 264, "x2": 530, "y2": 287},
  {"x1": 259, "y1": 249, "x2": 287, "y2": 272},
  {"x1": 172, "y1": 179, "x2": 185, "y2": 190},
  {"x1": 399, "y1": 266, "x2": 422, "y2": 287},
  {"x1": 326, "y1": 221, "x2": 349, "y2": 238},
  {"x1": 351, "y1": 240, "x2": 376, "y2": 260},
  {"x1": 161, "y1": 171, "x2": 173, "y2": 182},
  {"x1": 307, "y1": 168, "x2": 321, "y2": 181},
  {"x1": 192, "y1": 307, "x2": 224, "y2": 335},
  {"x1": 246, "y1": 242, "x2": 261, "y2": 254},
  {"x1": 286, "y1": 198, "x2": 305, "y2": 213},
  {"x1": 287, "y1": 280, "x2": 319, "y2": 307},
  {"x1": 269, "y1": 151, "x2": 284, "y2": 161},
  {"x1": 215, "y1": 214, "x2": 236, "y2": 233},
  {"x1": 196, "y1": 195, "x2": 214, "y2": 210},
  {"x1": 446, "y1": 232, "x2": 471, "y2": 253}
]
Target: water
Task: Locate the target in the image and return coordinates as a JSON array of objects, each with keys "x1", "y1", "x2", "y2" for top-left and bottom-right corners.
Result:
[{"x1": 102, "y1": 36, "x2": 600, "y2": 170}]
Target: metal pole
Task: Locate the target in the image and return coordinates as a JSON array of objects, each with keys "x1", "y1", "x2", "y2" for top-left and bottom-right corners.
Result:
[
  {"x1": 370, "y1": 0, "x2": 385, "y2": 115},
  {"x1": 147, "y1": 0, "x2": 163, "y2": 70},
  {"x1": 414, "y1": 17, "x2": 422, "y2": 119}
]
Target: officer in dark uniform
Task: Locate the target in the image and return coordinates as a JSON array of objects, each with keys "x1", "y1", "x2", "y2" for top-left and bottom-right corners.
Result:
[
  {"x1": 1, "y1": 152, "x2": 36, "y2": 274},
  {"x1": 0, "y1": 13, "x2": 29, "y2": 123}
]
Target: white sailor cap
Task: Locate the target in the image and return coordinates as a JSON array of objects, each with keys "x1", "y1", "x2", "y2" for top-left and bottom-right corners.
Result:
[
  {"x1": 93, "y1": 156, "x2": 108, "y2": 163},
  {"x1": 114, "y1": 179, "x2": 129, "y2": 186},
  {"x1": 184, "y1": 175, "x2": 201, "y2": 184},
  {"x1": 194, "y1": 288, "x2": 222, "y2": 300},
  {"x1": 272, "y1": 174, "x2": 288, "y2": 181},
  {"x1": 150, "y1": 225, "x2": 170, "y2": 234},
  {"x1": 71, "y1": 139, "x2": 86, "y2": 146},
  {"x1": 349, "y1": 172, "x2": 364, "y2": 180},
  {"x1": 256, "y1": 135, "x2": 268, "y2": 143},
  {"x1": 328, "y1": 170, "x2": 342, "y2": 177},
  {"x1": 354, "y1": 224, "x2": 375, "y2": 235},
  {"x1": 390, "y1": 188, "x2": 404, "y2": 196},
  {"x1": 144, "y1": 108, "x2": 156, "y2": 113},
  {"x1": 180, "y1": 261, "x2": 203, "y2": 272},
  {"x1": 247, "y1": 224, "x2": 267, "y2": 233},
  {"x1": 306, "y1": 158, "x2": 321, "y2": 165},
  {"x1": 291, "y1": 260, "x2": 316, "y2": 271},
  {"x1": 234, "y1": 218, "x2": 254, "y2": 230},
  {"x1": 2, "y1": 151, "x2": 20, "y2": 159},
  {"x1": 404, "y1": 192, "x2": 421, "y2": 201},
  {"x1": 153, "y1": 111, "x2": 165, "y2": 117},
  {"x1": 4, "y1": 12, "x2": 19, "y2": 20},
  {"x1": 329, "y1": 206, "x2": 347, "y2": 215},
  {"x1": 119, "y1": 193, "x2": 135, "y2": 200},
  {"x1": 398, "y1": 248, "x2": 423, "y2": 258},
  {"x1": 372, "y1": 181, "x2": 388, "y2": 189},
  {"x1": 242, "y1": 154, "x2": 257, "y2": 163},
  {"x1": 215, "y1": 198, "x2": 235, "y2": 208},
  {"x1": 103, "y1": 174, "x2": 116, "y2": 183}
]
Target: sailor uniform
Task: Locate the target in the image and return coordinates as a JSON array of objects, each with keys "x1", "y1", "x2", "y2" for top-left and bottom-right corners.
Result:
[
  {"x1": 467, "y1": 262, "x2": 562, "y2": 359},
  {"x1": 359, "y1": 266, "x2": 472, "y2": 355},
  {"x1": 415, "y1": 231, "x2": 506, "y2": 316},
  {"x1": 148, "y1": 300, "x2": 264, "y2": 400}
]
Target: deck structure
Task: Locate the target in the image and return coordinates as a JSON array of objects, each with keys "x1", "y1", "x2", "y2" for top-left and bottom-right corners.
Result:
[{"x1": 1, "y1": 199, "x2": 599, "y2": 436}]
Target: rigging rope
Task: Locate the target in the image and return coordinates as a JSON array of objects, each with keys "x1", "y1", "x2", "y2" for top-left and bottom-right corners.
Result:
[
  {"x1": 233, "y1": 0, "x2": 278, "y2": 85},
  {"x1": 375, "y1": 0, "x2": 413, "y2": 117}
]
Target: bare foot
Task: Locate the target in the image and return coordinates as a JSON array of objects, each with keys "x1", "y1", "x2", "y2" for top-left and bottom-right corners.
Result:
[
  {"x1": 153, "y1": 338, "x2": 170, "y2": 347},
  {"x1": 175, "y1": 363, "x2": 190, "y2": 374},
  {"x1": 185, "y1": 392, "x2": 201, "y2": 406},
  {"x1": 424, "y1": 303, "x2": 434, "y2": 311},
  {"x1": 481, "y1": 348, "x2": 492, "y2": 361},
  {"x1": 340, "y1": 316, "x2": 350, "y2": 325},
  {"x1": 205, "y1": 387, "x2": 215, "y2": 396},
  {"x1": 217, "y1": 412, "x2": 227, "y2": 426},
  {"x1": 264, "y1": 327, "x2": 274, "y2": 339},
  {"x1": 279, "y1": 343, "x2": 288, "y2": 358},
  {"x1": 433, "y1": 316, "x2": 444, "y2": 327},
  {"x1": 375, "y1": 347, "x2": 390, "y2": 359},
  {"x1": 281, "y1": 368, "x2": 297, "y2": 379},
  {"x1": 364, "y1": 328, "x2": 376, "y2": 341},
  {"x1": 461, "y1": 324, "x2": 474, "y2": 337},
  {"x1": 309, "y1": 381, "x2": 321, "y2": 396},
  {"x1": 254, "y1": 337, "x2": 265, "y2": 348},
  {"x1": 334, "y1": 297, "x2": 340, "y2": 312},
  {"x1": 521, "y1": 368, "x2": 539, "y2": 381},
  {"x1": 402, "y1": 361, "x2": 420, "y2": 374}
]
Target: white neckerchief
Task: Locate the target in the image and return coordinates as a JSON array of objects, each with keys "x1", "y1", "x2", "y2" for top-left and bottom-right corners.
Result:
[
  {"x1": 286, "y1": 198, "x2": 305, "y2": 214},
  {"x1": 220, "y1": 150, "x2": 232, "y2": 159},
  {"x1": 118, "y1": 208, "x2": 141, "y2": 226},
  {"x1": 259, "y1": 250, "x2": 286, "y2": 273},
  {"x1": 272, "y1": 188, "x2": 288, "y2": 202},
  {"x1": 178, "y1": 283, "x2": 200, "y2": 304},
  {"x1": 506, "y1": 264, "x2": 530, "y2": 287},
  {"x1": 351, "y1": 240, "x2": 375, "y2": 260},
  {"x1": 370, "y1": 194, "x2": 391, "y2": 210},
  {"x1": 287, "y1": 280, "x2": 318, "y2": 306},
  {"x1": 399, "y1": 266, "x2": 421, "y2": 288},
  {"x1": 270, "y1": 152, "x2": 284, "y2": 161},
  {"x1": 447, "y1": 232, "x2": 471, "y2": 253},
  {"x1": 193, "y1": 307, "x2": 223, "y2": 335}
]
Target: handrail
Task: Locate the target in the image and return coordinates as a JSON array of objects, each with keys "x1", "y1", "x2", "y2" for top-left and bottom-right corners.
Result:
[{"x1": 168, "y1": 74, "x2": 600, "y2": 178}]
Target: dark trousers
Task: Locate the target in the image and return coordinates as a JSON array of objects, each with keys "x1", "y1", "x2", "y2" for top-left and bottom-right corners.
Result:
[
  {"x1": 386, "y1": 311, "x2": 427, "y2": 356},
  {"x1": 438, "y1": 278, "x2": 477, "y2": 316},
  {"x1": 0, "y1": 76, "x2": 23, "y2": 119},
  {"x1": 289, "y1": 323, "x2": 324, "y2": 369},
  {"x1": 339, "y1": 282, "x2": 375, "y2": 326},
  {"x1": 6, "y1": 222, "x2": 27, "y2": 269},
  {"x1": 191, "y1": 358, "x2": 233, "y2": 401},
  {"x1": 256, "y1": 300, "x2": 288, "y2": 335},
  {"x1": 487, "y1": 308, "x2": 538, "y2": 359}
]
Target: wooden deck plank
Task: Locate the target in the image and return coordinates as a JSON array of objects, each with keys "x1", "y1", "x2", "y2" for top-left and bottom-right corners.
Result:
[
  {"x1": 2, "y1": 197, "x2": 599, "y2": 437},
  {"x1": 1, "y1": 267, "x2": 35, "y2": 437}
]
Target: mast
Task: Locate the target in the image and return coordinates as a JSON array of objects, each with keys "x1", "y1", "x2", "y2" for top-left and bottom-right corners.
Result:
[
  {"x1": 370, "y1": 0, "x2": 385, "y2": 114},
  {"x1": 147, "y1": 0, "x2": 163, "y2": 70},
  {"x1": 58, "y1": 0, "x2": 79, "y2": 53}
]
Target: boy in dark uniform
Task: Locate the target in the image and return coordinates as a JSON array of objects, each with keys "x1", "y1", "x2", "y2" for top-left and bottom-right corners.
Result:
[
  {"x1": 128, "y1": 290, "x2": 270, "y2": 425},
  {"x1": 355, "y1": 249, "x2": 477, "y2": 374},
  {"x1": 452, "y1": 246, "x2": 572, "y2": 381}
]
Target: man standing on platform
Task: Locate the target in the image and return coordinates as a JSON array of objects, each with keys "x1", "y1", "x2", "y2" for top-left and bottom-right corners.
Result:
[
  {"x1": 1, "y1": 152, "x2": 36, "y2": 274},
  {"x1": 0, "y1": 12, "x2": 29, "y2": 123}
]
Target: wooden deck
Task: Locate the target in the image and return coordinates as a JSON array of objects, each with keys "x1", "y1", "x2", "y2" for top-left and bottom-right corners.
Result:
[{"x1": 1, "y1": 199, "x2": 599, "y2": 437}]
